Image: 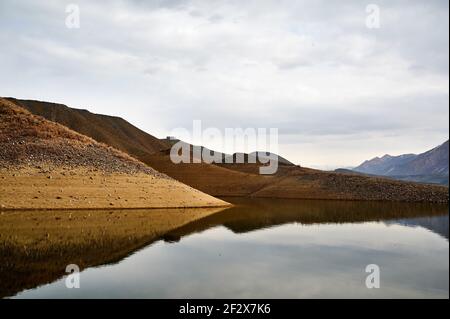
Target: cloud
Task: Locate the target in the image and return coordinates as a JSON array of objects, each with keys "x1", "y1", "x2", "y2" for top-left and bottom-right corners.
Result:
[{"x1": 0, "y1": 0, "x2": 448, "y2": 167}]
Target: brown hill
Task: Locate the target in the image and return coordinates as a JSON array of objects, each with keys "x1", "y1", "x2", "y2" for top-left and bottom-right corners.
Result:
[
  {"x1": 7, "y1": 98, "x2": 170, "y2": 158},
  {"x1": 8, "y1": 97, "x2": 448, "y2": 203},
  {"x1": 0, "y1": 98, "x2": 229, "y2": 209}
]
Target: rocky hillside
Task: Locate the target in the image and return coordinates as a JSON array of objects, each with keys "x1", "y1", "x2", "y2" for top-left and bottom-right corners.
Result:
[
  {"x1": 6, "y1": 98, "x2": 170, "y2": 158},
  {"x1": 0, "y1": 98, "x2": 159, "y2": 174},
  {"x1": 0, "y1": 98, "x2": 229, "y2": 209}
]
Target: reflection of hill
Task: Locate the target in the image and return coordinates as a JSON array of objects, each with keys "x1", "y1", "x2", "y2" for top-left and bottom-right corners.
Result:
[
  {"x1": 385, "y1": 216, "x2": 449, "y2": 239},
  {"x1": 0, "y1": 207, "x2": 225, "y2": 298},
  {"x1": 3, "y1": 199, "x2": 447, "y2": 298},
  {"x1": 163, "y1": 198, "x2": 449, "y2": 241}
]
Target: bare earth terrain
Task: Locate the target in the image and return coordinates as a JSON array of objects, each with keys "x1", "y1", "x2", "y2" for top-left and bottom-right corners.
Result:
[
  {"x1": 0, "y1": 98, "x2": 230, "y2": 209},
  {"x1": 146, "y1": 156, "x2": 448, "y2": 202},
  {"x1": 0, "y1": 167, "x2": 229, "y2": 209}
]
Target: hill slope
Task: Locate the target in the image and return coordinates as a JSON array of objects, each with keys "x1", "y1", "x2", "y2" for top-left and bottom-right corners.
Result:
[
  {"x1": 354, "y1": 141, "x2": 449, "y2": 176},
  {"x1": 355, "y1": 154, "x2": 417, "y2": 175},
  {"x1": 353, "y1": 141, "x2": 449, "y2": 185},
  {"x1": 402, "y1": 140, "x2": 449, "y2": 175},
  {"x1": 0, "y1": 98, "x2": 229, "y2": 209},
  {"x1": 9, "y1": 97, "x2": 448, "y2": 203},
  {"x1": 7, "y1": 98, "x2": 170, "y2": 158}
]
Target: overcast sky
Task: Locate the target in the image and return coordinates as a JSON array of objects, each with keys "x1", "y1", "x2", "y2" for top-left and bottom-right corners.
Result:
[{"x1": 0, "y1": 0, "x2": 448, "y2": 168}]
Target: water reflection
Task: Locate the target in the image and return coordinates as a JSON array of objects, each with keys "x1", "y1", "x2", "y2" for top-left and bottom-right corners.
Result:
[
  {"x1": 163, "y1": 198, "x2": 449, "y2": 241},
  {"x1": 1, "y1": 198, "x2": 448, "y2": 298},
  {"x1": 0, "y1": 207, "x2": 225, "y2": 298}
]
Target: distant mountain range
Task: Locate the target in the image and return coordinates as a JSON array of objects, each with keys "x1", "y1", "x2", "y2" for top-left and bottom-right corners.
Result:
[{"x1": 350, "y1": 140, "x2": 449, "y2": 185}]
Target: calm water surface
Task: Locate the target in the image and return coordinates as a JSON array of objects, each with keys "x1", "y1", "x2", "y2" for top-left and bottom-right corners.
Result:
[{"x1": 5, "y1": 198, "x2": 449, "y2": 298}]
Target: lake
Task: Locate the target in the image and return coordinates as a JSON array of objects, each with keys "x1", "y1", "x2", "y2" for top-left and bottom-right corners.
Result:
[{"x1": 1, "y1": 198, "x2": 448, "y2": 298}]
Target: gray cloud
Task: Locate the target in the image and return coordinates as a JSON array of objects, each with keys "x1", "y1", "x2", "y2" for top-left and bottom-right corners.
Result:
[{"x1": 0, "y1": 0, "x2": 448, "y2": 167}]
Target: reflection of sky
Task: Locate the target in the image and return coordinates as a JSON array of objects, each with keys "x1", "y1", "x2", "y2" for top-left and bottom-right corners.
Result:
[{"x1": 14, "y1": 221, "x2": 449, "y2": 299}]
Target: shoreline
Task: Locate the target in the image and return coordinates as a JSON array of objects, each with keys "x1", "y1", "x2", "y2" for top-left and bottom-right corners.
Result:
[
  {"x1": 0, "y1": 203, "x2": 233, "y2": 211},
  {"x1": 0, "y1": 167, "x2": 231, "y2": 210}
]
